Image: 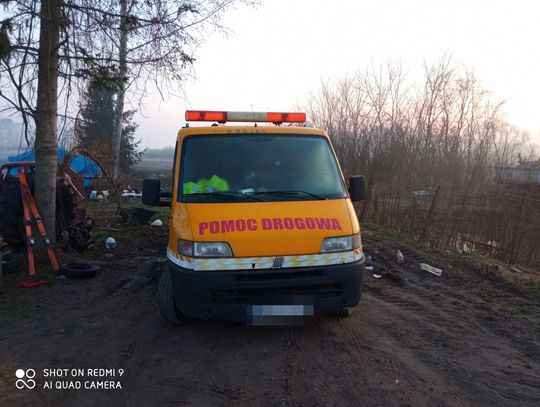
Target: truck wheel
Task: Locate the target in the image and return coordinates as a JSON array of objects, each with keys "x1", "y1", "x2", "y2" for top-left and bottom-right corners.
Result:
[
  {"x1": 335, "y1": 306, "x2": 354, "y2": 317},
  {"x1": 157, "y1": 268, "x2": 190, "y2": 325}
]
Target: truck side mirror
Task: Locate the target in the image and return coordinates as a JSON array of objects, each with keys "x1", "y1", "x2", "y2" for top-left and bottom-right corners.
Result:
[
  {"x1": 349, "y1": 175, "x2": 367, "y2": 201},
  {"x1": 142, "y1": 179, "x2": 171, "y2": 207}
]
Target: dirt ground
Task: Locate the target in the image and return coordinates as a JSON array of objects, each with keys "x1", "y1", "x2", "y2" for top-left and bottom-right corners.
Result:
[{"x1": 0, "y1": 212, "x2": 539, "y2": 406}]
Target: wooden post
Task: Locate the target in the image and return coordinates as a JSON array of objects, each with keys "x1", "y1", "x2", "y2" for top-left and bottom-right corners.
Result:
[
  {"x1": 509, "y1": 193, "x2": 527, "y2": 263},
  {"x1": 420, "y1": 185, "x2": 441, "y2": 243}
]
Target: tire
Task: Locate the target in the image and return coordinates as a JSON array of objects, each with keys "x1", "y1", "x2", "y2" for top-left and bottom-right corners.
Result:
[
  {"x1": 335, "y1": 306, "x2": 354, "y2": 317},
  {"x1": 59, "y1": 263, "x2": 100, "y2": 279},
  {"x1": 0, "y1": 173, "x2": 77, "y2": 249},
  {"x1": 0, "y1": 176, "x2": 25, "y2": 249},
  {"x1": 157, "y1": 268, "x2": 189, "y2": 325}
]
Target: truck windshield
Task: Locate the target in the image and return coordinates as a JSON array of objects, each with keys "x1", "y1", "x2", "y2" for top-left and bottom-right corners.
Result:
[{"x1": 179, "y1": 134, "x2": 347, "y2": 203}]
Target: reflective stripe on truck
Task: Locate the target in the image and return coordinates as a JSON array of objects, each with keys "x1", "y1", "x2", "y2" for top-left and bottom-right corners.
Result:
[{"x1": 167, "y1": 247, "x2": 364, "y2": 271}]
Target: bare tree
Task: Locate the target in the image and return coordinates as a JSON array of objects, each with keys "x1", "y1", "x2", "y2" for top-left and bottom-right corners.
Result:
[
  {"x1": 33, "y1": 0, "x2": 61, "y2": 238},
  {"x1": 67, "y1": 0, "x2": 248, "y2": 179},
  {"x1": 303, "y1": 59, "x2": 539, "y2": 265},
  {"x1": 110, "y1": 0, "x2": 128, "y2": 180},
  {"x1": 1, "y1": 0, "x2": 254, "y2": 242}
]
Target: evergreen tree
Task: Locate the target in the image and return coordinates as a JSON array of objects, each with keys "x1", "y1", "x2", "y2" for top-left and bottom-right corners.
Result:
[
  {"x1": 77, "y1": 77, "x2": 142, "y2": 173},
  {"x1": 119, "y1": 110, "x2": 143, "y2": 171}
]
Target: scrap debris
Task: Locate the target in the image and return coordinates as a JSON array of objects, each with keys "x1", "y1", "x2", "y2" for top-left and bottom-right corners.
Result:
[
  {"x1": 419, "y1": 263, "x2": 443, "y2": 276},
  {"x1": 396, "y1": 249, "x2": 404, "y2": 264},
  {"x1": 121, "y1": 189, "x2": 142, "y2": 198},
  {"x1": 105, "y1": 237, "x2": 117, "y2": 249}
]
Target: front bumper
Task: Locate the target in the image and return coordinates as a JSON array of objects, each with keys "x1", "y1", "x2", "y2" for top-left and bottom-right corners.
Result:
[{"x1": 168, "y1": 260, "x2": 364, "y2": 322}]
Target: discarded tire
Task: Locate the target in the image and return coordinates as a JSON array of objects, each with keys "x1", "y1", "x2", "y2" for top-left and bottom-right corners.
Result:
[
  {"x1": 58, "y1": 263, "x2": 100, "y2": 279},
  {"x1": 157, "y1": 268, "x2": 190, "y2": 325}
]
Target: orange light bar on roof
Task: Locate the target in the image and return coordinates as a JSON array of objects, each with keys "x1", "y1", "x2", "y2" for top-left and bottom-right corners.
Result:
[
  {"x1": 185, "y1": 110, "x2": 227, "y2": 122},
  {"x1": 185, "y1": 110, "x2": 306, "y2": 123},
  {"x1": 267, "y1": 112, "x2": 306, "y2": 123}
]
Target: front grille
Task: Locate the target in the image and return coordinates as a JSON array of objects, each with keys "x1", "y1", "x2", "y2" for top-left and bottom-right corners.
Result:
[
  {"x1": 211, "y1": 283, "x2": 343, "y2": 304},
  {"x1": 233, "y1": 269, "x2": 323, "y2": 281}
]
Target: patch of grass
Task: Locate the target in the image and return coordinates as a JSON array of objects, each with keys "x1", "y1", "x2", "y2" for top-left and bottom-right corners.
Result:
[
  {"x1": 93, "y1": 223, "x2": 143, "y2": 242},
  {"x1": 513, "y1": 264, "x2": 540, "y2": 277},
  {"x1": 153, "y1": 206, "x2": 171, "y2": 219},
  {"x1": 82, "y1": 200, "x2": 120, "y2": 216},
  {"x1": 363, "y1": 222, "x2": 540, "y2": 299},
  {"x1": 447, "y1": 251, "x2": 501, "y2": 267},
  {"x1": 362, "y1": 222, "x2": 442, "y2": 262},
  {"x1": 90, "y1": 223, "x2": 165, "y2": 258},
  {"x1": 363, "y1": 222, "x2": 527, "y2": 271},
  {"x1": 78, "y1": 196, "x2": 169, "y2": 261}
]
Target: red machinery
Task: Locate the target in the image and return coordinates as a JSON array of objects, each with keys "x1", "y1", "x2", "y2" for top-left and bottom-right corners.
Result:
[
  {"x1": 1, "y1": 161, "x2": 88, "y2": 276},
  {"x1": 17, "y1": 169, "x2": 60, "y2": 275}
]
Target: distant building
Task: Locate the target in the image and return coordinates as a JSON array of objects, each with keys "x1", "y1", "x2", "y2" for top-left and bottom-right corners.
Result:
[
  {"x1": 494, "y1": 155, "x2": 540, "y2": 192},
  {"x1": 494, "y1": 166, "x2": 540, "y2": 185}
]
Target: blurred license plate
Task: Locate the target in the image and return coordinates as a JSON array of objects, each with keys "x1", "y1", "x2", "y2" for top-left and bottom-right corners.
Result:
[{"x1": 247, "y1": 304, "x2": 314, "y2": 326}]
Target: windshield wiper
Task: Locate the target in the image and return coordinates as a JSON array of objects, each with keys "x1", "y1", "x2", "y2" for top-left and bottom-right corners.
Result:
[
  {"x1": 252, "y1": 190, "x2": 326, "y2": 200},
  {"x1": 187, "y1": 192, "x2": 265, "y2": 202}
]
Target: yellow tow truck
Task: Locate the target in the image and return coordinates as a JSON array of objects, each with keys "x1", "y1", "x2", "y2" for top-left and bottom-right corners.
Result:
[{"x1": 143, "y1": 110, "x2": 367, "y2": 325}]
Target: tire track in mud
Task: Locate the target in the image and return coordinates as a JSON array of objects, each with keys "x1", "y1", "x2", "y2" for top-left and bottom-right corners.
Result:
[
  {"x1": 358, "y1": 282, "x2": 540, "y2": 407},
  {"x1": 324, "y1": 296, "x2": 471, "y2": 407},
  {"x1": 278, "y1": 324, "x2": 359, "y2": 407},
  {"x1": 2, "y1": 253, "x2": 539, "y2": 407}
]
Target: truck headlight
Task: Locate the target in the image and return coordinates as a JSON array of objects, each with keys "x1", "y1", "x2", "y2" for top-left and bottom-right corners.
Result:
[
  {"x1": 320, "y1": 234, "x2": 361, "y2": 253},
  {"x1": 194, "y1": 242, "x2": 233, "y2": 257},
  {"x1": 178, "y1": 239, "x2": 233, "y2": 257}
]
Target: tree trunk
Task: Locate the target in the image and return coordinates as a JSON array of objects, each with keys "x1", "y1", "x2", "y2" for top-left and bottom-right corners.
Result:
[
  {"x1": 34, "y1": 0, "x2": 60, "y2": 242},
  {"x1": 111, "y1": 0, "x2": 128, "y2": 180}
]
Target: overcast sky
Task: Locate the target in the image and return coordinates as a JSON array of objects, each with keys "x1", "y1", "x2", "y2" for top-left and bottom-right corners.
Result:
[
  {"x1": 2, "y1": 1, "x2": 538, "y2": 149},
  {"x1": 134, "y1": 0, "x2": 540, "y2": 148}
]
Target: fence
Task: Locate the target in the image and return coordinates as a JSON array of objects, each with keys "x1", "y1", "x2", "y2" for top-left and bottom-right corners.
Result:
[{"x1": 360, "y1": 182, "x2": 540, "y2": 267}]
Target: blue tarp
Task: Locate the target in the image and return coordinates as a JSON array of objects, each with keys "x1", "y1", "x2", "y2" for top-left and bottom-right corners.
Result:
[{"x1": 8, "y1": 147, "x2": 101, "y2": 186}]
